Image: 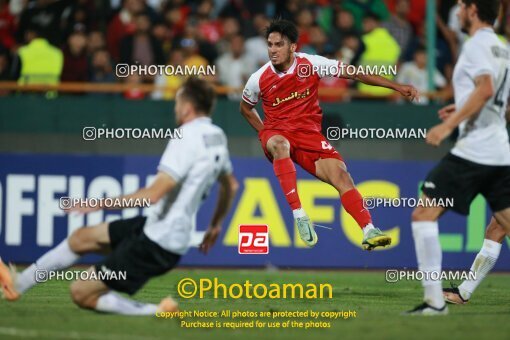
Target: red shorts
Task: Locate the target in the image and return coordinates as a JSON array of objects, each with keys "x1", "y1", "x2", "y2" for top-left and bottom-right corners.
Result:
[{"x1": 258, "y1": 129, "x2": 343, "y2": 176}]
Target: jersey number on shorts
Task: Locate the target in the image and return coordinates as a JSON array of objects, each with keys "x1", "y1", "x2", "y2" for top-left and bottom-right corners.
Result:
[{"x1": 321, "y1": 141, "x2": 333, "y2": 150}]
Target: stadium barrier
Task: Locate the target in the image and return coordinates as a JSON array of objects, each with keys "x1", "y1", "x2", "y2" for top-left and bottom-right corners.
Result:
[
  {"x1": 0, "y1": 153, "x2": 508, "y2": 270},
  {"x1": 0, "y1": 81, "x2": 447, "y2": 98},
  {"x1": 0, "y1": 94, "x2": 442, "y2": 136}
]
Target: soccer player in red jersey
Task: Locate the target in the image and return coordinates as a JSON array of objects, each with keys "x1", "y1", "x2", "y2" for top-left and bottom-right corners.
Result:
[{"x1": 240, "y1": 19, "x2": 418, "y2": 249}]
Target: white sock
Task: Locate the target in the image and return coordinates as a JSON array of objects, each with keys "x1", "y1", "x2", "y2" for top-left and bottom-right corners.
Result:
[
  {"x1": 412, "y1": 221, "x2": 444, "y2": 308},
  {"x1": 458, "y1": 239, "x2": 501, "y2": 300},
  {"x1": 362, "y1": 223, "x2": 375, "y2": 237},
  {"x1": 293, "y1": 208, "x2": 306, "y2": 219},
  {"x1": 95, "y1": 291, "x2": 158, "y2": 315},
  {"x1": 16, "y1": 239, "x2": 80, "y2": 293}
]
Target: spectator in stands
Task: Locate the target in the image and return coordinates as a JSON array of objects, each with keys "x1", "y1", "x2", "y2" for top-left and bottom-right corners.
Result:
[
  {"x1": 382, "y1": 0, "x2": 412, "y2": 59},
  {"x1": 63, "y1": 3, "x2": 94, "y2": 39},
  {"x1": 357, "y1": 13, "x2": 400, "y2": 97},
  {"x1": 396, "y1": 47, "x2": 446, "y2": 105},
  {"x1": 87, "y1": 30, "x2": 107, "y2": 55},
  {"x1": 216, "y1": 16, "x2": 241, "y2": 55},
  {"x1": 339, "y1": 32, "x2": 362, "y2": 65},
  {"x1": 0, "y1": 46, "x2": 11, "y2": 80},
  {"x1": 343, "y1": 0, "x2": 389, "y2": 31},
  {"x1": 145, "y1": 0, "x2": 166, "y2": 12},
  {"x1": 7, "y1": 0, "x2": 24, "y2": 16},
  {"x1": 196, "y1": 0, "x2": 222, "y2": 44},
  {"x1": 329, "y1": 9, "x2": 358, "y2": 50},
  {"x1": 15, "y1": 28, "x2": 63, "y2": 85},
  {"x1": 385, "y1": 0, "x2": 426, "y2": 35},
  {"x1": 180, "y1": 36, "x2": 209, "y2": 68},
  {"x1": 314, "y1": 0, "x2": 335, "y2": 35},
  {"x1": 16, "y1": 0, "x2": 74, "y2": 46},
  {"x1": 216, "y1": 33, "x2": 255, "y2": 100},
  {"x1": 218, "y1": 0, "x2": 261, "y2": 22},
  {"x1": 107, "y1": 0, "x2": 144, "y2": 62},
  {"x1": 275, "y1": 0, "x2": 300, "y2": 22},
  {"x1": 120, "y1": 12, "x2": 165, "y2": 72},
  {"x1": 0, "y1": 0, "x2": 16, "y2": 50},
  {"x1": 301, "y1": 25, "x2": 334, "y2": 56},
  {"x1": 152, "y1": 22, "x2": 172, "y2": 57},
  {"x1": 435, "y1": 14, "x2": 456, "y2": 79},
  {"x1": 448, "y1": 3, "x2": 467, "y2": 46},
  {"x1": 245, "y1": 13, "x2": 270, "y2": 67},
  {"x1": 90, "y1": 48, "x2": 115, "y2": 84},
  {"x1": 178, "y1": 19, "x2": 217, "y2": 65},
  {"x1": 295, "y1": 8, "x2": 314, "y2": 50},
  {"x1": 152, "y1": 48, "x2": 185, "y2": 100},
  {"x1": 162, "y1": 1, "x2": 191, "y2": 39},
  {"x1": 61, "y1": 30, "x2": 89, "y2": 82},
  {"x1": 3, "y1": 0, "x2": 461, "y2": 103},
  {"x1": 0, "y1": 46, "x2": 11, "y2": 95},
  {"x1": 407, "y1": 17, "x2": 454, "y2": 84}
]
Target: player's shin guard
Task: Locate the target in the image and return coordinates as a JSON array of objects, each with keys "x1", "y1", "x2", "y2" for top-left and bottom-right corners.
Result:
[
  {"x1": 412, "y1": 221, "x2": 444, "y2": 309},
  {"x1": 458, "y1": 239, "x2": 501, "y2": 299},
  {"x1": 273, "y1": 158, "x2": 301, "y2": 210},
  {"x1": 341, "y1": 188, "x2": 372, "y2": 228}
]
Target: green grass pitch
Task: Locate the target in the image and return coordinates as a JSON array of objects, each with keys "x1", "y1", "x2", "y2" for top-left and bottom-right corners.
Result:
[{"x1": 1, "y1": 269, "x2": 509, "y2": 339}]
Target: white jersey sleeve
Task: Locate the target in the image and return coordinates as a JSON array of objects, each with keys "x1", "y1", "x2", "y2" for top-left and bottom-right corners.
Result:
[
  {"x1": 242, "y1": 72, "x2": 261, "y2": 106},
  {"x1": 157, "y1": 138, "x2": 195, "y2": 181},
  {"x1": 451, "y1": 28, "x2": 510, "y2": 166},
  {"x1": 298, "y1": 52, "x2": 341, "y2": 78},
  {"x1": 463, "y1": 42, "x2": 494, "y2": 79},
  {"x1": 221, "y1": 153, "x2": 233, "y2": 175}
]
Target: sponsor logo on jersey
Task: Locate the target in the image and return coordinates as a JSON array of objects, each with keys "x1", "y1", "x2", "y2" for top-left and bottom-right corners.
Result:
[{"x1": 272, "y1": 88, "x2": 310, "y2": 107}]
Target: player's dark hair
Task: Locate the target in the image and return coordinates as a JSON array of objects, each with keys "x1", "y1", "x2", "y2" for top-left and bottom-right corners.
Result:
[
  {"x1": 180, "y1": 77, "x2": 216, "y2": 116},
  {"x1": 462, "y1": 0, "x2": 500, "y2": 24},
  {"x1": 265, "y1": 19, "x2": 298, "y2": 44}
]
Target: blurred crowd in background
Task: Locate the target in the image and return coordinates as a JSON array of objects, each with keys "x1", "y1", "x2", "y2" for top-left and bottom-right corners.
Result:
[{"x1": 0, "y1": 0, "x2": 509, "y2": 102}]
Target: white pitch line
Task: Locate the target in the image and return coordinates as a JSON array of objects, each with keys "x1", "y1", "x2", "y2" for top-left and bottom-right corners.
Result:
[{"x1": 0, "y1": 327, "x2": 167, "y2": 340}]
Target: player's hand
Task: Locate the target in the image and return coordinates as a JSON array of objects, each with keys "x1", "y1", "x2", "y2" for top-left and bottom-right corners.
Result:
[
  {"x1": 199, "y1": 226, "x2": 221, "y2": 254},
  {"x1": 397, "y1": 84, "x2": 418, "y2": 102},
  {"x1": 426, "y1": 123, "x2": 453, "y2": 147},
  {"x1": 438, "y1": 104, "x2": 456, "y2": 121}
]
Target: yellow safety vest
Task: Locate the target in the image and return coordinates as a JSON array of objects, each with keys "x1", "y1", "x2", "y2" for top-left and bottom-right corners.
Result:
[
  {"x1": 18, "y1": 38, "x2": 63, "y2": 85},
  {"x1": 358, "y1": 28, "x2": 400, "y2": 96}
]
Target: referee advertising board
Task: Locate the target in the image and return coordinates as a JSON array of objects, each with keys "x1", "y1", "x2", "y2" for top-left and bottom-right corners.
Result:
[{"x1": 0, "y1": 153, "x2": 506, "y2": 270}]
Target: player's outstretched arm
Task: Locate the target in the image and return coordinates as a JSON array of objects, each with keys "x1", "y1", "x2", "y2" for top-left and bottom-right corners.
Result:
[
  {"x1": 65, "y1": 171, "x2": 176, "y2": 214},
  {"x1": 426, "y1": 74, "x2": 494, "y2": 147},
  {"x1": 200, "y1": 173, "x2": 239, "y2": 254},
  {"x1": 342, "y1": 71, "x2": 418, "y2": 101},
  {"x1": 240, "y1": 101, "x2": 264, "y2": 132}
]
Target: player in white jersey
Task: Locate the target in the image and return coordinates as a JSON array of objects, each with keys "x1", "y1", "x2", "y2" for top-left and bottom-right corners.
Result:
[
  {"x1": 406, "y1": 0, "x2": 510, "y2": 315},
  {"x1": 0, "y1": 77, "x2": 238, "y2": 315},
  {"x1": 441, "y1": 108, "x2": 510, "y2": 305}
]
